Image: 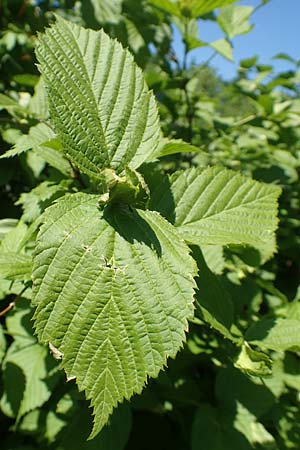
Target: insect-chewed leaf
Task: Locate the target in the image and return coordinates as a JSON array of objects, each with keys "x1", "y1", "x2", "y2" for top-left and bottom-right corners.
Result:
[
  {"x1": 32, "y1": 193, "x2": 196, "y2": 438},
  {"x1": 35, "y1": 16, "x2": 160, "y2": 177}
]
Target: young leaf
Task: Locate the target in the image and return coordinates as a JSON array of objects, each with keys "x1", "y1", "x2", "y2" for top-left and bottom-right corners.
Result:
[
  {"x1": 218, "y1": 5, "x2": 254, "y2": 39},
  {"x1": 32, "y1": 192, "x2": 197, "y2": 438},
  {"x1": 234, "y1": 342, "x2": 273, "y2": 377},
  {"x1": 210, "y1": 38, "x2": 234, "y2": 62},
  {"x1": 35, "y1": 17, "x2": 161, "y2": 178},
  {"x1": 0, "y1": 123, "x2": 54, "y2": 159},
  {"x1": 150, "y1": 166, "x2": 281, "y2": 259}
]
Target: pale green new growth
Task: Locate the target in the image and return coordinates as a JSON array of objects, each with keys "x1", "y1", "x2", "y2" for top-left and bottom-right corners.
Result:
[
  {"x1": 32, "y1": 193, "x2": 196, "y2": 437},
  {"x1": 35, "y1": 16, "x2": 160, "y2": 178},
  {"x1": 210, "y1": 38, "x2": 234, "y2": 62},
  {"x1": 218, "y1": 5, "x2": 254, "y2": 39},
  {"x1": 0, "y1": 123, "x2": 54, "y2": 159}
]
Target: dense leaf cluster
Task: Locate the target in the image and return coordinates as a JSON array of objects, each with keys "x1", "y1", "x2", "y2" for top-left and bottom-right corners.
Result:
[{"x1": 0, "y1": 1, "x2": 299, "y2": 449}]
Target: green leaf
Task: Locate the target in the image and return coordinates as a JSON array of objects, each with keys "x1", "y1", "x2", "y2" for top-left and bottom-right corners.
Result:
[
  {"x1": 216, "y1": 367, "x2": 275, "y2": 417},
  {"x1": 179, "y1": 0, "x2": 238, "y2": 18},
  {"x1": 0, "y1": 342, "x2": 57, "y2": 420},
  {"x1": 1, "y1": 121, "x2": 72, "y2": 176},
  {"x1": 240, "y1": 56, "x2": 258, "y2": 69},
  {"x1": 16, "y1": 180, "x2": 72, "y2": 223},
  {"x1": 191, "y1": 402, "x2": 276, "y2": 450},
  {"x1": 149, "y1": 0, "x2": 182, "y2": 17},
  {"x1": 151, "y1": 166, "x2": 281, "y2": 260},
  {"x1": 28, "y1": 77, "x2": 48, "y2": 119},
  {"x1": 192, "y1": 246, "x2": 236, "y2": 342},
  {"x1": 201, "y1": 245, "x2": 224, "y2": 274},
  {"x1": 5, "y1": 299, "x2": 35, "y2": 344},
  {"x1": 0, "y1": 221, "x2": 28, "y2": 253},
  {"x1": 0, "y1": 93, "x2": 19, "y2": 109},
  {"x1": 172, "y1": 16, "x2": 206, "y2": 51},
  {"x1": 0, "y1": 123, "x2": 54, "y2": 159},
  {"x1": 234, "y1": 342, "x2": 273, "y2": 377},
  {"x1": 272, "y1": 52, "x2": 295, "y2": 63},
  {"x1": 150, "y1": 0, "x2": 238, "y2": 18},
  {"x1": 82, "y1": 0, "x2": 123, "y2": 25},
  {"x1": 32, "y1": 192, "x2": 197, "y2": 437},
  {"x1": 191, "y1": 403, "x2": 225, "y2": 450},
  {"x1": 246, "y1": 318, "x2": 300, "y2": 352},
  {"x1": 0, "y1": 253, "x2": 32, "y2": 281},
  {"x1": 231, "y1": 403, "x2": 276, "y2": 447},
  {"x1": 35, "y1": 17, "x2": 161, "y2": 178},
  {"x1": 152, "y1": 138, "x2": 201, "y2": 158},
  {"x1": 218, "y1": 5, "x2": 254, "y2": 39},
  {"x1": 210, "y1": 38, "x2": 234, "y2": 62},
  {"x1": 0, "y1": 219, "x2": 18, "y2": 241},
  {"x1": 47, "y1": 400, "x2": 131, "y2": 450},
  {"x1": 0, "y1": 93, "x2": 26, "y2": 114}
]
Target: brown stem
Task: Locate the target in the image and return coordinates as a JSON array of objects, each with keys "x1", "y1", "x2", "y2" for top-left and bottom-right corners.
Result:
[
  {"x1": 17, "y1": 0, "x2": 30, "y2": 19},
  {"x1": 0, "y1": 302, "x2": 15, "y2": 317},
  {"x1": 0, "y1": 284, "x2": 28, "y2": 317}
]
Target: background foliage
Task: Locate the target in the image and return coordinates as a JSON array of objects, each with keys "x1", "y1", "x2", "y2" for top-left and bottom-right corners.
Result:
[{"x1": 0, "y1": 0, "x2": 300, "y2": 449}]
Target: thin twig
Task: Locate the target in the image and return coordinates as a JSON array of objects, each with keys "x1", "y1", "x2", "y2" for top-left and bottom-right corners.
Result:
[
  {"x1": 181, "y1": 21, "x2": 194, "y2": 143},
  {"x1": 17, "y1": 0, "x2": 30, "y2": 18},
  {"x1": 0, "y1": 302, "x2": 15, "y2": 317},
  {"x1": 0, "y1": 284, "x2": 28, "y2": 317}
]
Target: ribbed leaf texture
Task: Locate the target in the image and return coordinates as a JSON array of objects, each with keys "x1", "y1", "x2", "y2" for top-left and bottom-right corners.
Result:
[
  {"x1": 150, "y1": 166, "x2": 281, "y2": 260},
  {"x1": 32, "y1": 193, "x2": 196, "y2": 438},
  {"x1": 0, "y1": 253, "x2": 32, "y2": 281},
  {"x1": 246, "y1": 318, "x2": 300, "y2": 352},
  {"x1": 35, "y1": 17, "x2": 160, "y2": 178}
]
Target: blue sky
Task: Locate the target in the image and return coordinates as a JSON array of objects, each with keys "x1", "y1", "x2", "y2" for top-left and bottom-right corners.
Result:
[{"x1": 172, "y1": 0, "x2": 300, "y2": 80}]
